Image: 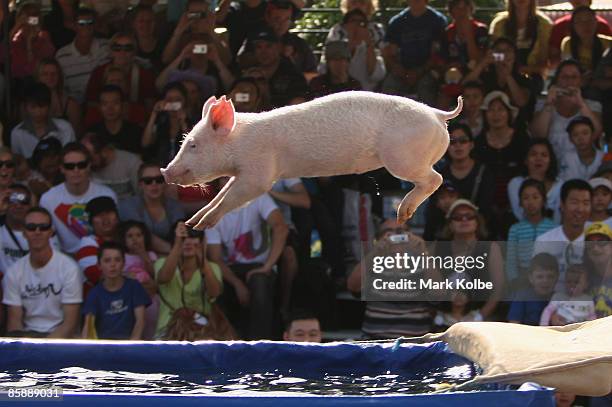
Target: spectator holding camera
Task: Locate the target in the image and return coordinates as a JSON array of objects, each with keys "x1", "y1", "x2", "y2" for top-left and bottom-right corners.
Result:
[
  {"x1": 531, "y1": 60, "x2": 603, "y2": 161},
  {"x1": 132, "y1": 4, "x2": 164, "y2": 73},
  {"x1": 2, "y1": 206, "x2": 82, "y2": 338},
  {"x1": 118, "y1": 163, "x2": 185, "y2": 255},
  {"x1": 323, "y1": 9, "x2": 385, "y2": 91},
  {"x1": 10, "y1": 1, "x2": 55, "y2": 80},
  {"x1": 228, "y1": 77, "x2": 266, "y2": 113}
]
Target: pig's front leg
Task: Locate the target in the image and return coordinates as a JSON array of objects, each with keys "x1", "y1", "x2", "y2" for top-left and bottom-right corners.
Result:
[
  {"x1": 188, "y1": 177, "x2": 268, "y2": 230},
  {"x1": 397, "y1": 170, "x2": 443, "y2": 224}
]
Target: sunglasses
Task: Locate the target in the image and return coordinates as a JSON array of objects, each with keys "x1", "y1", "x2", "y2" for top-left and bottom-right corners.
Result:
[
  {"x1": 451, "y1": 214, "x2": 477, "y2": 222},
  {"x1": 111, "y1": 43, "x2": 135, "y2": 52},
  {"x1": 24, "y1": 223, "x2": 52, "y2": 232},
  {"x1": 187, "y1": 11, "x2": 207, "y2": 19},
  {"x1": 0, "y1": 160, "x2": 15, "y2": 168},
  {"x1": 8, "y1": 192, "x2": 30, "y2": 205},
  {"x1": 77, "y1": 19, "x2": 94, "y2": 26},
  {"x1": 450, "y1": 137, "x2": 471, "y2": 145},
  {"x1": 140, "y1": 176, "x2": 165, "y2": 185},
  {"x1": 63, "y1": 160, "x2": 89, "y2": 170}
]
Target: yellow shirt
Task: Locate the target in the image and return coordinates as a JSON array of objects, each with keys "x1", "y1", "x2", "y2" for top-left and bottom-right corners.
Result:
[
  {"x1": 489, "y1": 11, "x2": 553, "y2": 71},
  {"x1": 560, "y1": 34, "x2": 612, "y2": 72}
]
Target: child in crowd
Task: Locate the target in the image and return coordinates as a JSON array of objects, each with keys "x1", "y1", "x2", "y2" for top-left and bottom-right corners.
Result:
[
  {"x1": 423, "y1": 180, "x2": 460, "y2": 241},
  {"x1": 540, "y1": 263, "x2": 597, "y2": 326},
  {"x1": 82, "y1": 241, "x2": 151, "y2": 340},
  {"x1": 588, "y1": 177, "x2": 612, "y2": 227},
  {"x1": 506, "y1": 179, "x2": 557, "y2": 284},
  {"x1": 434, "y1": 273, "x2": 482, "y2": 330},
  {"x1": 120, "y1": 221, "x2": 159, "y2": 340},
  {"x1": 559, "y1": 116, "x2": 603, "y2": 181},
  {"x1": 507, "y1": 253, "x2": 559, "y2": 325}
]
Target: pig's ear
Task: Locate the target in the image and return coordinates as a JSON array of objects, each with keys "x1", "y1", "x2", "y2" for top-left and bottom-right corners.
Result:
[
  {"x1": 202, "y1": 96, "x2": 217, "y2": 119},
  {"x1": 209, "y1": 96, "x2": 236, "y2": 137}
]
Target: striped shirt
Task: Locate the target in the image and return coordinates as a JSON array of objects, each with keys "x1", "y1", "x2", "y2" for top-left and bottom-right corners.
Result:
[
  {"x1": 506, "y1": 218, "x2": 558, "y2": 282},
  {"x1": 56, "y1": 39, "x2": 110, "y2": 104}
]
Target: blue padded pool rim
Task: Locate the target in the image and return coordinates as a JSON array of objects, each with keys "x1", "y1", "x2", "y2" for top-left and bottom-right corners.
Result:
[{"x1": 0, "y1": 339, "x2": 555, "y2": 406}]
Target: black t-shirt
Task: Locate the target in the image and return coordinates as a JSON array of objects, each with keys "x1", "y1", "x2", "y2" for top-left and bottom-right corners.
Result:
[
  {"x1": 281, "y1": 32, "x2": 317, "y2": 73},
  {"x1": 308, "y1": 74, "x2": 361, "y2": 100},
  {"x1": 480, "y1": 66, "x2": 536, "y2": 122},
  {"x1": 269, "y1": 57, "x2": 308, "y2": 107},
  {"x1": 88, "y1": 121, "x2": 143, "y2": 156},
  {"x1": 225, "y1": 1, "x2": 268, "y2": 56},
  {"x1": 43, "y1": 6, "x2": 75, "y2": 50}
]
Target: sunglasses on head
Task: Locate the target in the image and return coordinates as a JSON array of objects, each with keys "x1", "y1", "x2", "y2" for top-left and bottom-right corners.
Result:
[
  {"x1": 77, "y1": 19, "x2": 94, "y2": 26},
  {"x1": 24, "y1": 223, "x2": 52, "y2": 232},
  {"x1": 140, "y1": 176, "x2": 165, "y2": 185},
  {"x1": 8, "y1": 192, "x2": 30, "y2": 205},
  {"x1": 451, "y1": 213, "x2": 477, "y2": 222},
  {"x1": 450, "y1": 137, "x2": 471, "y2": 145},
  {"x1": 111, "y1": 43, "x2": 135, "y2": 52},
  {"x1": 63, "y1": 160, "x2": 89, "y2": 170},
  {"x1": 0, "y1": 160, "x2": 15, "y2": 168}
]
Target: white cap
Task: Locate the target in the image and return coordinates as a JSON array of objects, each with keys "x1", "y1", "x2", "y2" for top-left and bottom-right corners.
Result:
[
  {"x1": 446, "y1": 198, "x2": 479, "y2": 219},
  {"x1": 589, "y1": 177, "x2": 612, "y2": 192}
]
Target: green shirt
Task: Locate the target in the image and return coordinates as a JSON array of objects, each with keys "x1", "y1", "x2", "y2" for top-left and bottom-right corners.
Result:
[{"x1": 154, "y1": 259, "x2": 222, "y2": 338}]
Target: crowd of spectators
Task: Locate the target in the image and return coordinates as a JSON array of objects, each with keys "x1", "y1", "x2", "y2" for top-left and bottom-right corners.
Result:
[{"x1": 0, "y1": 0, "x2": 610, "y2": 401}]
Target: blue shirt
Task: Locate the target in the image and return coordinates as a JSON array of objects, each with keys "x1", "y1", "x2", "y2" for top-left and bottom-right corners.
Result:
[
  {"x1": 83, "y1": 278, "x2": 151, "y2": 339},
  {"x1": 384, "y1": 6, "x2": 447, "y2": 69},
  {"x1": 507, "y1": 288, "x2": 550, "y2": 326}
]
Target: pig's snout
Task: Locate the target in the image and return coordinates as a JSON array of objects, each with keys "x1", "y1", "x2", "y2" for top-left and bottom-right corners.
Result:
[
  {"x1": 161, "y1": 165, "x2": 189, "y2": 185},
  {"x1": 160, "y1": 167, "x2": 171, "y2": 183}
]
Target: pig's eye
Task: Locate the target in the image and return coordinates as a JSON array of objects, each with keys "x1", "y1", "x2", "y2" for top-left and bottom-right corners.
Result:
[{"x1": 188, "y1": 142, "x2": 196, "y2": 150}]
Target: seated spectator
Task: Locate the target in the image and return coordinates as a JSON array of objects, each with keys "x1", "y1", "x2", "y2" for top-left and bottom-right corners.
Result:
[
  {"x1": 560, "y1": 6, "x2": 611, "y2": 87},
  {"x1": 347, "y1": 218, "x2": 437, "y2": 338},
  {"x1": 75, "y1": 196, "x2": 121, "y2": 294},
  {"x1": 309, "y1": 41, "x2": 362, "y2": 99},
  {"x1": 457, "y1": 81, "x2": 485, "y2": 144},
  {"x1": 86, "y1": 85, "x2": 143, "y2": 155},
  {"x1": 583, "y1": 222, "x2": 612, "y2": 318},
  {"x1": 40, "y1": 142, "x2": 117, "y2": 254},
  {"x1": 323, "y1": 7, "x2": 386, "y2": 91},
  {"x1": 10, "y1": 1, "x2": 55, "y2": 80},
  {"x1": 118, "y1": 163, "x2": 185, "y2": 255},
  {"x1": 11, "y1": 83, "x2": 75, "y2": 160},
  {"x1": 82, "y1": 241, "x2": 150, "y2": 340},
  {"x1": 588, "y1": 177, "x2": 612, "y2": 226},
  {"x1": 42, "y1": 0, "x2": 77, "y2": 50},
  {"x1": 381, "y1": 0, "x2": 447, "y2": 106},
  {"x1": 506, "y1": 179, "x2": 558, "y2": 284},
  {"x1": 81, "y1": 132, "x2": 142, "y2": 199},
  {"x1": 531, "y1": 60, "x2": 603, "y2": 160},
  {"x1": 533, "y1": 179, "x2": 591, "y2": 285},
  {"x1": 80, "y1": 0, "x2": 130, "y2": 36},
  {"x1": 0, "y1": 148, "x2": 17, "y2": 217},
  {"x1": 590, "y1": 47, "x2": 612, "y2": 136},
  {"x1": 440, "y1": 123, "x2": 495, "y2": 227},
  {"x1": 85, "y1": 31, "x2": 156, "y2": 108},
  {"x1": 559, "y1": 116, "x2": 603, "y2": 181},
  {"x1": 132, "y1": 4, "x2": 164, "y2": 73},
  {"x1": 249, "y1": 27, "x2": 308, "y2": 108},
  {"x1": 142, "y1": 83, "x2": 195, "y2": 167},
  {"x1": 474, "y1": 91, "x2": 529, "y2": 238},
  {"x1": 217, "y1": 0, "x2": 268, "y2": 56},
  {"x1": 154, "y1": 221, "x2": 223, "y2": 339},
  {"x1": 507, "y1": 253, "x2": 558, "y2": 325},
  {"x1": 206, "y1": 178, "x2": 289, "y2": 339},
  {"x1": 228, "y1": 77, "x2": 266, "y2": 113},
  {"x1": 434, "y1": 274, "x2": 483, "y2": 331},
  {"x1": 181, "y1": 77, "x2": 208, "y2": 118},
  {"x1": 0, "y1": 184, "x2": 60, "y2": 275},
  {"x1": 423, "y1": 180, "x2": 460, "y2": 241},
  {"x1": 2, "y1": 207, "x2": 81, "y2": 338},
  {"x1": 156, "y1": 37, "x2": 234, "y2": 95},
  {"x1": 27, "y1": 137, "x2": 64, "y2": 198},
  {"x1": 463, "y1": 38, "x2": 532, "y2": 114},
  {"x1": 549, "y1": 0, "x2": 611, "y2": 67},
  {"x1": 540, "y1": 263, "x2": 596, "y2": 325},
  {"x1": 442, "y1": 0, "x2": 488, "y2": 71},
  {"x1": 508, "y1": 139, "x2": 562, "y2": 223},
  {"x1": 488, "y1": 0, "x2": 552, "y2": 79},
  {"x1": 35, "y1": 58, "x2": 81, "y2": 135},
  {"x1": 162, "y1": 0, "x2": 231, "y2": 66},
  {"x1": 282, "y1": 310, "x2": 322, "y2": 342},
  {"x1": 436, "y1": 199, "x2": 505, "y2": 320},
  {"x1": 120, "y1": 220, "x2": 159, "y2": 340},
  {"x1": 55, "y1": 7, "x2": 110, "y2": 105}
]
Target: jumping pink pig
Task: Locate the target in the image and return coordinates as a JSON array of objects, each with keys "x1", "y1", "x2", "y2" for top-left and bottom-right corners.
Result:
[{"x1": 162, "y1": 91, "x2": 462, "y2": 230}]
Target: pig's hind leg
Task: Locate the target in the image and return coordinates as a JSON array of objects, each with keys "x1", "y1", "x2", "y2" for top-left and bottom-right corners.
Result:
[{"x1": 395, "y1": 169, "x2": 443, "y2": 225}]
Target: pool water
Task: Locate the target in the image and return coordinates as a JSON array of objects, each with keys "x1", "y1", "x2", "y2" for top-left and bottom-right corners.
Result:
[{"x1": 0, "y1": 364, "x2": 475, "y2": 396}]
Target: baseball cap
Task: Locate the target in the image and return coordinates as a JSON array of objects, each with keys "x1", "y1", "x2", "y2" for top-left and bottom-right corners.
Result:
[
  {"x1": 249, "y1": 27, "x2": 280, "y2": 44},
  {"x1": 86, "y1": 196, "x2": 117, "y2": 221},
  {"x1": 585, "y1": 222, "x2": 612, "y2": 241},
  {"x1": 480, "y1": 90, "x2": 518, "y2": 120},
  {"x1": 31, "y1": 137, "x2": 62, "y2": 167},
  {"x1": 594, "y1": 160, "x2": 612, "y2": 178},
  {"x1": 589, "y1": 177, "x2": 612, "y2": 192},
  {"x1": 446, "y1": 198, "x2": 479, "y2": 219},
  {"x1": 325, "y1": 40, "x2": 351, "y2": 60}
]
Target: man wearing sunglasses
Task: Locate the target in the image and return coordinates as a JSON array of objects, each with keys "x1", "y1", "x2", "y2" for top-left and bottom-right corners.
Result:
[
  {"x1": 40, "y1": 143, "x2": 117, "y2": 254},
  {"x1": 0, "y1": 185, "x2": 61, "y2": 275},
  {"x1": 2, "y1": 207, "x2": 82, "y2": 338},
  {"x1": 56, "y1": 8, "x2": 111, "y2": 105}
]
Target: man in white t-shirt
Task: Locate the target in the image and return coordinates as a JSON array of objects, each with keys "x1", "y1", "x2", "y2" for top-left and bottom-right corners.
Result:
[
  {"x1": 0, "y1": 185, "x2": 60, "y2": 275},
  {"x1": 40, "y1": 142, "x2": 117, "y2": 254},
  {"x1": 2, "y1": 207, "x2": 82, "y2": 338},
  {"x1": 207, "y1": 178, "x2": 289, "y2": 339},
  {"x1": 533, "y1": 179, "x2": 591, "y2": 299}
]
